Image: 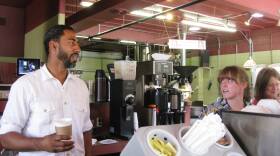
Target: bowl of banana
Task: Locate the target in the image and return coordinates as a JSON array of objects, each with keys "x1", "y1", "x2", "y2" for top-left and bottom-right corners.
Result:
[{"x1": 146, "y1": 129, "x2": 181, "y2": 156}]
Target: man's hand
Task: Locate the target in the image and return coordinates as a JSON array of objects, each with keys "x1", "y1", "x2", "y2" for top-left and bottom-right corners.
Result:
[{"x1": 36, "y1": 134, "x2": 74, "y2": 153}]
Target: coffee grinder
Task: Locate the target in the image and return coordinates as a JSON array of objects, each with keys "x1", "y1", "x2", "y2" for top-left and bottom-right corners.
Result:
[
  {"x1": 110, "y1": 79, "x2": 136, "y2": 139},
  {"x1": 135, "y1": 61, "x2": 173, "y2": 126}
]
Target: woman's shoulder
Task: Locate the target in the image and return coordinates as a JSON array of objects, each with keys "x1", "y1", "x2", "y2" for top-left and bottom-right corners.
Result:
[{"x1": 206, "y1": 98, "x2": 227, "y2": 113}]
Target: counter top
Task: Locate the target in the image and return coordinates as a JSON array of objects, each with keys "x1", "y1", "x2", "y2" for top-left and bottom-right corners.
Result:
[{"x1": 92, "y1": 139, "x2": 128, "y2": 156}]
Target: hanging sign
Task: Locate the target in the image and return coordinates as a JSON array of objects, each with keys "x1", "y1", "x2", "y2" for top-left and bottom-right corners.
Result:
[{"x1": 168, "y1": 39, "x2": 206, "y2": 50}]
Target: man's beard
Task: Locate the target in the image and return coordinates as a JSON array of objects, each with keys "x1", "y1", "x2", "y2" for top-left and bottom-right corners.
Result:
[{"x1": 57, "y1": 49, "x2": 79, "y2": 69}]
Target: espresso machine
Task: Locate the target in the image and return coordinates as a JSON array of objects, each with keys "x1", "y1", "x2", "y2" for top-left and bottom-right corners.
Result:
[
  {"x1": 110, "y1": 80, "x2": 136, "y2": 139},
  {"x1": 135, "y1": 61, "x2": 173, "y2": 126}
]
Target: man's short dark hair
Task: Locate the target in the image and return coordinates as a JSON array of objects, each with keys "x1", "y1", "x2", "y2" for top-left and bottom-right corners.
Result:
[{"x1": 44, "y1": 25, "x2": 74, "y2": 56}]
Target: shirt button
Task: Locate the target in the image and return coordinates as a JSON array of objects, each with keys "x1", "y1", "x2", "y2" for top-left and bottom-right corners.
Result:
[{"x1": 64, "y1": 102, "x2": 67, "y2": 105}]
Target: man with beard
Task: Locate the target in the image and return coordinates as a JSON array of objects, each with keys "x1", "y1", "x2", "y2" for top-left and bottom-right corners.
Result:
[{"x1": 0, "y1": 25, "x2": 93, "y2": 156}]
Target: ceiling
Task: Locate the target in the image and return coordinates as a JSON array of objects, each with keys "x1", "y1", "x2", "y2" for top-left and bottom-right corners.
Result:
[
  {"x1": 0, "y1": 0, "x2": 31, "y2": 8},
  {"x1": 64, "y1": 0, "x2": 280, "y2": 52},
  {"x1": 1, "y1": 0, "x2": 280, "y2": 53}
]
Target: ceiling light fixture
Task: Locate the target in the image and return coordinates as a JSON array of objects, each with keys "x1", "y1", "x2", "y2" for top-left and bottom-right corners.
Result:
[
  {"x1": 76, "y1": 35, "x2": 88, "y2": 39},
  {"x1": 251, "y1": 12, "x2": 264, "y2": 18},
  {"x1": 120, "y1": 40, "x2": 137, "y2": 44},
  {"x1": 181, "y1": 12, "x2": 237, "y2": 32},
  {"x1": 189, "y1": 26, "x2": 201, "y2": 31},
  {"x1": 80, "y1": 0, "x2": 100, "y2": 7},
  {"x1": 243, "y1": 56, "x2": 256, "y2": 68},
  {"x1": 165, "y1": 13, "x2": 174, "y2": 20},
  {"x1": 244, "y1": 20, "x2": 251, "y2": 26},
  {"x1": 91, "y1": 37, "x2": 101, "y2": 40},
  {"x1": 130, "y1": 10, "x2": 173, "y2": 20},
  {"x1": 181, "y1": 20, "x2": 237, "y2": 32},
  {"x1": 144, "y1": 5, "x2": 163, "y2": 12},
  {"x1": 244, "y1": 12, "x2": 264, "y2": 26},
  {"x1": 77, "y1": 35, "x2": 102, "y2": 40},
  {"x1": 240, "y1": 31, "x2": 256, "y2": 69},
  {"x1": 183, "y1": 12, "x2": 236, "y2": 28},
  {"x1": 80, "y1": 1, "x2": 93, "y2": 7}
]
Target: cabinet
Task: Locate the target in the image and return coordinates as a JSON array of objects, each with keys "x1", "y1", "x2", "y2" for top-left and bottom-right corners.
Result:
[
  {"x1": 0, "y1": 84, "x2": 11, "y2": 113},
  {"x1": 0, "y1": 62, "x2": 17, "y2": 113}
]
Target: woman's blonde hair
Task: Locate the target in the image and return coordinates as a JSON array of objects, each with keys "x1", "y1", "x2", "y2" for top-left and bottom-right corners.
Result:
[{"x1": 217, "y1": 66, "x2": 250, "y2": 102}]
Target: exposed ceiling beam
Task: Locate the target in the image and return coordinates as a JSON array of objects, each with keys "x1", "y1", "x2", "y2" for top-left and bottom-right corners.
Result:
[
  {"x1": 89, "y1": 0, "x2": 206, "y2": 38},
  {"x1": 66, "y1": 0, "x2": 166, "y2": 32},
  {"x1": 221, "y1": 0, "x2": 280, "y2": 19}
]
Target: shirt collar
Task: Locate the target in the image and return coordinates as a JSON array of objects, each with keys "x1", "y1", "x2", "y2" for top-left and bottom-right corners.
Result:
[{"x1": 41, "y1": 64, "x2": 74, "y2": 81}]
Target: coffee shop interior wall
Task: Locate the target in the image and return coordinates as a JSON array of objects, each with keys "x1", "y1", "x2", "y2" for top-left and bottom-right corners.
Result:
[
  {"x1": 1, "y1": 3, "x2": 280, "y2": 105},
  {"x1": 0, "y1": 5, "x2": 24, "y2": 62},
  {"x1": 187, "y1": 28, "x2": 280, "y2": 104}
]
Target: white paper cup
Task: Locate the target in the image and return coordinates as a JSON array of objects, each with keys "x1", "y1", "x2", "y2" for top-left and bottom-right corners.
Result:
[
  {"x1": 178, "y1": 126, "x2": 208, "y2": 156},
  {"x1": 54, "y1": 118, "x2": 72, "y2": 137}
]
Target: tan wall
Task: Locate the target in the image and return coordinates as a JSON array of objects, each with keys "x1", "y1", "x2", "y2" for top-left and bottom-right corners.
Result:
[
  {"x1": 24, "y1": 14, "x2": 65, "y2": 62},
  {"x1": 187, "y1": 50, "x2": 280, "y2": 105}
]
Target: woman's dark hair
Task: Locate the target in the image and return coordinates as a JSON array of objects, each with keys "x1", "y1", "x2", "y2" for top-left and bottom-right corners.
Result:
[
  {"x1": 255, "y1": 67, "x2": 280, "y2": 101},
  {"x1": 43, "y1": 25, "x2": 74, "y2": 56},
  {"x1": 217, "y1": 65, "x2": 250, "y2": 102}
]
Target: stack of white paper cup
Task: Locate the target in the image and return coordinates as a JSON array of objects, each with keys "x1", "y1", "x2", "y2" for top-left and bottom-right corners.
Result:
[{"x1": 181, "y1": 113, "x2": 226, "y2": 155}]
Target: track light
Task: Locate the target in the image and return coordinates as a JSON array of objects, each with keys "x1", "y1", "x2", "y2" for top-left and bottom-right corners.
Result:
[
  {"x1": 80, "y1": 1, "x2": 93, "y2": 7},
  {"x1": 251, "y1": 13, "x2": 263, "y2": 18},
  {"x1": 120, "y1": 40, "x2": 136, "y2": 44},
  {"x1": 181, "y1": 20, "x2": 236, "y2": 32},
  {"x1": 189, "y1": 26, "x2": 201, "y2": 31},
  {"x1": 76, "y1": 35, "x2": 88, "y2": 39},
  {"x1": 244, "y1": 17, "x2": 253, "y2": 26},
  {"x1": 80, "y1": 0, "x2": 100, "y2": 7},
  {"x1": 244, "y1": 12, "x2": 264, "y2": 26},
  {"x1": 130, "y1": 10, "x2": 173, "y2": 20}
]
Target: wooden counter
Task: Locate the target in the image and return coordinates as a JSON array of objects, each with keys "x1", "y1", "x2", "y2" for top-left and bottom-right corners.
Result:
[{"x1": 92, "y1": 139, "x2": 128, "y2": 156}]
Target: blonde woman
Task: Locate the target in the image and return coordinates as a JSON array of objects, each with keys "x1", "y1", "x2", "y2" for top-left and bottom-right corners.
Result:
[{"x1": 207, "y1": 66, "x2": 250, "y2": 116}]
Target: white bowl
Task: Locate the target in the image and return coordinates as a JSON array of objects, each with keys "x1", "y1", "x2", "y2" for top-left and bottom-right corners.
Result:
[
  {"x1": 146, "y1": 128, "x2": 181, "y2": 156},
  {"x1": 151, "y1": 53, "x2": 171, "y2": 61},
  {"x1": 215, "y1": 131, "x2": 233, "y2": 149},
  {"x1": 178, "y1": 126, "x2": 208, "y2": 155},
  {"x1": 225, "y1": 151, "x2": 244, "y2": 156}
]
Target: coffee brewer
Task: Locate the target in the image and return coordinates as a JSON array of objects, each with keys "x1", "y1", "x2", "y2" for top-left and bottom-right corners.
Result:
[
  {"x1": 136, "y1": 61, "x2": 173, "y2": 126},
  {"x1": 110, "y1": 79, "x2": 136, "y2": 139}
]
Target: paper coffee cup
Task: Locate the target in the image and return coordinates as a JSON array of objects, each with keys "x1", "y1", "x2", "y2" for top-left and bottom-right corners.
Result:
[{"x1": 54, "y1": 118, "x2": 72, "y2": 137}]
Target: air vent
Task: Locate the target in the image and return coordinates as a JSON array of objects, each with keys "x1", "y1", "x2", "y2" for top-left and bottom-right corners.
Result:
[{"x1": 0, "y1": 17, "x2": 6, "y2": 26}]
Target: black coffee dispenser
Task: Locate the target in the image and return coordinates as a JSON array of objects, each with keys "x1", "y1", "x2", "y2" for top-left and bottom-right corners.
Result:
[
  {"x1": 144, "y1": 87, "x2": 170, "y2": 125},
  {"x1": 169, "y1": 88, "x2": 183, "y2": 124},
  {"x1": 95, "y1": 70, "x2": 108, "y2": 103},
  {"x1": 110, "y1": 80, "x2": 136, "y2": 139}
]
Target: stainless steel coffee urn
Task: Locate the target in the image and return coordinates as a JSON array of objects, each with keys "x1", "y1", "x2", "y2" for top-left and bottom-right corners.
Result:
[{"x1": 95, "y1": 69, "x2": 108, "y2": 103}]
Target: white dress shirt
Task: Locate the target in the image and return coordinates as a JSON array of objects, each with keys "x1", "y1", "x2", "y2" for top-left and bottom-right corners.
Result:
[{"x1": 0, "y1": 64, "x2": 93, "y2": 156}]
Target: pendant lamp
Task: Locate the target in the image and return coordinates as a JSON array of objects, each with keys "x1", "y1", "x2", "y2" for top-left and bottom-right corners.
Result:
[{"x1": 243, "y1": 38, "x2": 256, "y2": 69}]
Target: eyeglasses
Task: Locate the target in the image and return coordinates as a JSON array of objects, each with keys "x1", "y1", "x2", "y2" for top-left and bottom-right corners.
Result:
[{"x1": 266, "y1": 82, "x2": 280, "y2": 89}]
